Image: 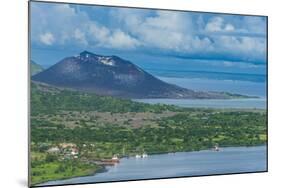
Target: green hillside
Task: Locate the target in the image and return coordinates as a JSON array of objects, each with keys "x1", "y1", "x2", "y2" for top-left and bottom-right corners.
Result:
[
  {"x1": 30, "y1": 82, "x2": 267, "y2": 185},
  {"x1": 31, "y1": 60, "x2": 44, "y2": 76}
]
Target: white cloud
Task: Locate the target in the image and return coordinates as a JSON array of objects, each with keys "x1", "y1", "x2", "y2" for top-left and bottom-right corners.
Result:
[
  {"x1": 39, "y1": 32, "x2": 55, "y2": 45},
  {"x1": 111, "y1": 9, "x2": 266, "y2": 62},
  {"x1": 107, "y1": 30, "x2": 140, "y2": 49},
  {"x1": 31, "y1": 3, "x2": 139, "y2": 49},
  {"x1": 225, "y1": 24, "x2": 235, "y2": 31},
  {"x1": 88, "y1": 23, "x2": 140, "y2": 49},
  {"x1": 205, "y1": 17, "x2": 224, "y2": 32},
  {"x1": 112, "y1": 10, "x2": 198, "y2": 51},
  {"x1": 137, "y1": 11, "x2": 190, "y2": 50},
  {"x1": 204, "y1": 16, "x2": 266, "y2": 38},
  {"x1": 243, "y1": 16, "x2": 266, "y2": 34},
  {"x1": 31, "y1": 3, "x2": 266, "y2": 63},
  {"x1": 74, "y1": 29, "x2": 88, "y2": 46},
  {"x1": 205, "y1": 16, "x2": 235, "y2": 32}
]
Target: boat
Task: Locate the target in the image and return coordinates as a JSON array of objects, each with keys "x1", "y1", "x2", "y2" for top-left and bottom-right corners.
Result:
[
  {"x1": 111, "y1": 155, "x2": 120, "y2": 162},
  {"x1": 142, "y1": 153, "x2": 148, "y2": 158},
  {"x1": 100, "y1": 155, "x2": 120, "y2": 164},
  {"x1": 214, "y1": 145, "x2": 220, "y2": 151},
  {"x1": 135, "y1": 154, "x2": 141, "y2": 158}
]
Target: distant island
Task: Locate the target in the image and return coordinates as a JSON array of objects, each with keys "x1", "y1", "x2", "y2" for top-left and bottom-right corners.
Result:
[{"x1": 31, "y1": 51, "x2": 253, "y2": 99}]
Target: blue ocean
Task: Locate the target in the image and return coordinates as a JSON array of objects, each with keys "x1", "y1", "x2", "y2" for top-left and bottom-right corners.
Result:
[
  {"x1": 138, "y1": 68, "x2": 267, "y2": 109},
  {"x1": 146, "y1": 68, "x2": 267, "y2": 98}
]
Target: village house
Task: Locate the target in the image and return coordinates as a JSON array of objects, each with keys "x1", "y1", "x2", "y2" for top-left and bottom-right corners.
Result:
[
  {"x1": 70, "y1": 148, "x2": 79, "y2": 156},
  {"x1": 59, "y1": 143, "x2": 77, "y2": 149},
  {"x1": 58, "y1": 143, "x2": 79, "y2": 158}
]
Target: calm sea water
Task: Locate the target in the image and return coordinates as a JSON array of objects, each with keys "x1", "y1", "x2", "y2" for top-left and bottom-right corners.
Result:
[
  {"x1": 134, "y1": 98, "x2": 266, "y2": 109},
  {"x1": 39, "y1": 146, "x2": 266, "y2": 186},
  {"x1": 158, "y1": 77, "x2": 266, "y2": 97},
  {"x1": 132, "y1": 76, "x2": 266, "y2": 109},
  {"x1": 147, "y1": 69, "x2": 266, "y2": 83}
]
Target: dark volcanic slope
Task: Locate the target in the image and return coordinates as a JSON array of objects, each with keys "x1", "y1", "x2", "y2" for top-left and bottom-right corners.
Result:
[{"x1": 32, "y1": 51, "x2": 231, "y2": 99}]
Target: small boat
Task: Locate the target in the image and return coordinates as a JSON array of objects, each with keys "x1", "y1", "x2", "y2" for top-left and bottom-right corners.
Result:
[
  {"x1": 100, "y1": 155, "x2": 120, "y2": 164},
  {"x1": 135, "y1": 154, "x2": 141, "y2": 158},
  {"x1": 142, "y1": 153, "x2": 148, "y2": 158},
  {"x1": 111, "y1": 155, "x2": 120, "y2": 162},
  {"x1": 214, "y1": 145, "x2": 220, "y2": 151}
]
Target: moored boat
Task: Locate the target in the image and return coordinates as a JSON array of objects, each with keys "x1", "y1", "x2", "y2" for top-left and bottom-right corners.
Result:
[
  {"x1": 142, "y1": 153, "x2": 148, "y2": 158},
  {"x1": 213, "y1": 144, "x2": 220, "y2": 151},
  {"x1": 135, "y1": 154, "x2": 141, "y2": 158}
]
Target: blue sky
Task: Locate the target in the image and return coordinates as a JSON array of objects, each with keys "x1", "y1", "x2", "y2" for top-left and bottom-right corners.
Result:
[{"x1": 30, "y1": 2, "x2": 267, "y2": 75}]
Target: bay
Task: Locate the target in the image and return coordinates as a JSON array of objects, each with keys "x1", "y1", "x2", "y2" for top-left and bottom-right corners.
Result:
[{"x1": 39, "y1": 146, "x2": 266, "y2": 186}]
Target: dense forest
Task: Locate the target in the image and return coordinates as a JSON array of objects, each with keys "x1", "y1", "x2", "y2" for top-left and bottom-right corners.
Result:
[{"x1": 31, "y1": 82, "x2": 184, "y2": 114}]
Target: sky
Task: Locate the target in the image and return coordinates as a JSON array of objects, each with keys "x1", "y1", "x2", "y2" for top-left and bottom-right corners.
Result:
[{"x1": 30, "y1": 1, "x2": 267, "y2": 75}]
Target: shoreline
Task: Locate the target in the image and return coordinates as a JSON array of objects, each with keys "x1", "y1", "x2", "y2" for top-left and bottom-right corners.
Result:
[
  {"x1": 35, "y1": 144, "x2": 266, "y2": 186},
  {"x1": 133, "y1": 98, "x2": 267, "y2": 110}
]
